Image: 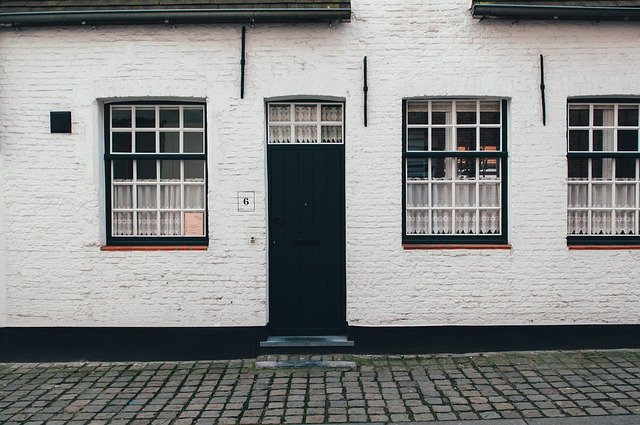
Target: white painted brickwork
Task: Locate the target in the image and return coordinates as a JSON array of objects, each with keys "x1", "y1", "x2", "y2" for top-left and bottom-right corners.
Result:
[{"x1": 0, "y1": 0, "x2": 639, "y2": 327}]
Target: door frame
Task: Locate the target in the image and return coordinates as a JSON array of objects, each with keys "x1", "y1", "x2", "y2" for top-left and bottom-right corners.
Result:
[{"x1": 264, "y1": 96, "x2": 347, "y2": 336}]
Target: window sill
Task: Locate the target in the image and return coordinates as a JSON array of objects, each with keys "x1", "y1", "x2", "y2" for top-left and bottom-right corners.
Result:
[
  {"x1": 403, "y1": 244, "x2": 512, "y2": 250},
  {"x1": 100, "y1": 245, "x2": 208, "y2": 251},
  {"x1": 568, "y1": 245, "x2": 640, "y2": 250}
]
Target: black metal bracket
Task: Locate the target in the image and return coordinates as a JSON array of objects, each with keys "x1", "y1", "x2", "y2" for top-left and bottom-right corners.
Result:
[
  {"x1": 363, "y1": 56, "x2": 368, "y2": 127},
  {"x1": 240, "y1": 26, "x2": 246, "y2": 99},
  {"x1": 540, "y1": 54, "x2": 546, "y2": 126}
]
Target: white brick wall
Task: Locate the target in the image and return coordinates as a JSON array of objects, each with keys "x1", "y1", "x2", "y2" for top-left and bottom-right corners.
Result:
[{"x1": 0, "y1": 0, "x2": 639, "y2": 327}]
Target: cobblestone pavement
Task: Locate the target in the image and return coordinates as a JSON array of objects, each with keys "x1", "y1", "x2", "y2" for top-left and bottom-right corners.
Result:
[{"x1": 0, "y1": 350, "x2": 639, "y2": 424}]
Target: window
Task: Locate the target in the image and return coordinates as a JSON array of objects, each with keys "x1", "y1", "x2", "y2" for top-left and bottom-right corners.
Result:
[
  {"x1": 105, "y1": 103, "x2": 207, "y2": 245},
  {"x1": 567, "y1": 100, "x2": 640, "y2": 244},
  {"x1": 402, "y1": 99, "x2": 508, "y2": 244},
  {"x1": 267, "y1": 102, "x2": 344, "y2": 144}
]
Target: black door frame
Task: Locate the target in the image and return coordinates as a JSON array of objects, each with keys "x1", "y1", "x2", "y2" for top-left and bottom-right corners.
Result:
[{"x1": 264, "y1": 97, "x2": 347, "y2": 336}]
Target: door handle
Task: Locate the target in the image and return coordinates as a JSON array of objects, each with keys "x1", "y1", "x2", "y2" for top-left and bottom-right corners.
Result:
[{"x1": 292, "y1": 239, "x2": 320, "y2": 247}]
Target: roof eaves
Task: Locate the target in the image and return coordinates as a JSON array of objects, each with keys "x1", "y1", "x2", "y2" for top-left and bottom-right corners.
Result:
[
  {"x1": 0, "y1": 7, "x2": 351, "y2": 27},
  {"x1": 471, "y1": 3, "x2": 640, "y2": 21}
]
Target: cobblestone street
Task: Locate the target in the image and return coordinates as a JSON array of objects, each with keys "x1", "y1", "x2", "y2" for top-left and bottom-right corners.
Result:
[{"x1": 1, "y1": 350, "x2": 639, "y2": 424}]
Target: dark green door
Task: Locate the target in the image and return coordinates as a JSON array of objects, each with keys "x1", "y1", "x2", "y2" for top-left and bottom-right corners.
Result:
[{"x1": 268, "y1": 145, "x2": 346, "y2": 335}]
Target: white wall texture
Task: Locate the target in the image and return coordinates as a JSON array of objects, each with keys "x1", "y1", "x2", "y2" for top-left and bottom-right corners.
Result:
[{"x1": 0, "y1": 0, "x2": 639, "y2": 327}]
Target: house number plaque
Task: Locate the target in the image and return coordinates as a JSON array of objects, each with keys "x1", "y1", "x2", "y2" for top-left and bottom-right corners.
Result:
[{"x1": 237, "y1": 191, "x2": 255, "y2": 212}]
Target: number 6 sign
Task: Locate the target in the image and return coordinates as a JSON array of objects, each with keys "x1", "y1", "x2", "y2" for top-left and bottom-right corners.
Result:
[{"x1": 237, "y1": 191, "x2": 255, "y2": 212}]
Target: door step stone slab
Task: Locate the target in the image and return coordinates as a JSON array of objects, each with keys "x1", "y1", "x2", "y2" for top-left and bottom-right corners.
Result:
[{"x1": 259, "y1": 335, "x2": 354, "y2": 347}]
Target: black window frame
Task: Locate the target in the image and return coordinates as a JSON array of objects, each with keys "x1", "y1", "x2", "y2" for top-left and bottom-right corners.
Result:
[
  {"x1": 104, "y1": 100, "x2": 209, "y2": 246},
  {"x1": 567, "y1": 97, "x2": 640, "y2": 246},
  {"x1": 402, "y1": 98, "x2": 509, "y2": 245}
]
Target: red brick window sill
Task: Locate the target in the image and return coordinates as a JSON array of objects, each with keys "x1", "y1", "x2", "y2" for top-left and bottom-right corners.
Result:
[
  {"x1": 100, "y1": 245, "x2": 208, "y2": 252},
  {"x1": 403, "y1": 244, "x2": 512, "y2": 250},
  {"x1": 568, "y1": 245, "x2": 640, "y2": 250}
]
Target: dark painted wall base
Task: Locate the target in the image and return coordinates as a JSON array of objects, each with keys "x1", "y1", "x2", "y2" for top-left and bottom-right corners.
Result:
[{"x1": 0, "y1": 325, "x2": 638, "y2": 362}]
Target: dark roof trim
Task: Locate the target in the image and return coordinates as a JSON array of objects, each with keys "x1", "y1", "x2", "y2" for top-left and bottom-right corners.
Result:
[
  {"x1": 472, "y1": 4, "x2": 640, "y2": 21},
  {"x1": 0, "y1": 8, "x2": 351, "y2": 27}
]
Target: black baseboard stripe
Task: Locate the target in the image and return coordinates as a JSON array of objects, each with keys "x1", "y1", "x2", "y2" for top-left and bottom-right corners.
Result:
[{"x1": 0, "y1": 325, "x2": 638, "y2": 362}]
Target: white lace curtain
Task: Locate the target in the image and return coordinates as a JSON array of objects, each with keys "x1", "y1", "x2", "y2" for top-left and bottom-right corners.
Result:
[
  {"x1": 407, "y1": 183, "x2": 500, "y2": 234},
  {"x1": 568, "y1": 183, "x2": 636, "y2": 235}
]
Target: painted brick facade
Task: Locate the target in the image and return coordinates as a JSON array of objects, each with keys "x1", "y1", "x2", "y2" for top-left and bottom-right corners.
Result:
[{"x1": 0, "y1": 0, "x2": 639, "y2": 328}]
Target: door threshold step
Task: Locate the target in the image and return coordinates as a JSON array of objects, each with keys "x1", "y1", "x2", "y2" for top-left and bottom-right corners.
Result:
[
  {"x1": 256, "y1": 360, "x2": 356, "y2": 369},
  {"x1": 260, "y1": 335, "x2": 355, "y2": 348}
]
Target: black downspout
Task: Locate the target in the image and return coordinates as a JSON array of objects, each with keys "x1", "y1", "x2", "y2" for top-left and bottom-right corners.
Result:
[
  {"x1": 363, "y1": 56, "x2": 368, "y2": 127},
  {"x1": 540, "y1": 54, "x2": 546, "y2": 126},
  {"x1": 240, "y1": 26, "x2": 246, "y2": 99}
]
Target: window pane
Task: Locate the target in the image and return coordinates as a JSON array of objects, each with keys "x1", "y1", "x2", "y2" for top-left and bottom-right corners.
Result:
[
  {"x1": 617, "y1": 130, "x2": 638, "y2": 151},
  {"x1": 184, "y1": 132, "x2": 204, "y2": 153},
  {"x1": 593, "y1": 105, "x2": 614, "y2": 126},
  {"x1": 592, "y1": 158, "x2": 613, "y2": 180},
  {"x1": 137, "y1": 211, "x2": 158, "y2": 235},
  {"x1": 185, "y1": 185, "x2": 205, "y2": 209},
  {"x1": 480, "y1": 101, "x2": 500, "y2": 124},
  {"x1": 294, "y1": 105, "x2": 317, "y2": 122},
  {"x1": 616, "y1": 158, "x2": 636, "y2": 180},
  {"x1": 407, "y1": 101, "x2": 428, "y2": 125},
  {"x1": 184, "y1": 107, "x2": 204, "y2": 128},
  {"x1": 137, "y1": 185, "x2": 157, "y2": 208},
  {"x1": 480, "y1": 128, "x2": 500, "y2": 151},
  {"x1": 408, "y1": 128, "x2": 428, "y2": 151},
  {"x1": 113, "y1": 212, "x2": 133, "y2": 236},
  {"x1": 184, "y1": 160, "x2": 205, "y2": 181},
  {"x1": 113, "y1": 185, "x2": 133, "y2": 209},
  {"x1": 160, "y1": 132, "x2": 179, "y2": 153},
  {"x1": 407, "y1": 210, "x2": 429, "y2": 235},
  {"x1": 136, "y1": 108, "x2": 155, "y2": 128},
  {"x1": 568, "y1": 211, "x2": 588, "y2": 235},
  {"x1": 455, "y1": 210, "x2": 476, "y2": 234},
  {"x1": 161, "y1": 160, "x2": 180, "y2": 181},
  {"x1": 136, "y1": 160, "x2": 157, "y2": 181},
  {"x1": 269, "y1": 125, "x2": 291, "y2": 144},
  {"x1": 160, "y1": 185, "x2": 181, "y2": 209},
  {"x1": 616, "y1": 210, "x2": 635, "y2": 235},
  {"x1": 568, "y1": 159, "x2": 588, "y2": 179},
  {"x1": 568, "y1": 184, "x2": 588, "y2": 208},
  {"x1": 113, "y1": 160, "x2": 133, "y2": 181},
  {"x1": 159, "y1": 108, "x2": 180, "y2": 128},
  {"x1": 431, "y1": 158, "x2": 454, "y2": 179},
  {"x1": 112, "y1": 108, "x2": 132, "y2": 128},
  {"x1": 269, "y1": 105, "x2": 290, "y2": 122},
  {"x1": 569, "y1": 105, "x2": 589, "y2": 126},
  {"x1": 618, "y1": 106, "x2": 639, "y2": 126},
  {"x1": 455, "y1": 184, "x2": 476, "y2": 207},
  {"x1": 591, "y1": 211, "x2": 612, "y2": 235},
  {"x1": 407, "y1": 158, "x2": 428, "y2": 180},
  {"x1": 432, "y1": 210, "x2": 453, "y2": 234},
  {"x1": 407, "y1": 183, "x2": 428, "y2": 208},
  {"x1": 457, "y1": 158, "x2": 476, "y2": 179},
  {"x1": 568, "y1": 130, "x2": 589, "y2": 151},
  {"x1": 479, "y1": 158, "x2": 500, "y2": 179},
  {"x1": 479, "y1": 210, "x2": 500, "y2": 234},
  {"x1": 321, "y1": 126, "x2": 342, "y2": 144},
  {"x1": 431, "y1": 128, "x2": 452, "y2": 151},
  {"x1": 591, "y1": 184, "x2": 612, "y2": 207},
  {"x1": 616, "y1": 184, "x2": 635, "y2": 207},
  {"x1": 321, "y1": 105, "x2": 342, "y2": 122},
  {"x1": 479, "y1": 183, "x2": 500, "y2": 207},
  {"x1": 431, "y1": 101, "x2": 452, "y2": 125},
  {"x1": 161, "y1": 212, "x2": 182, "y2": 236},
  {"x1": 295, "y1": 125, "x2": 317, "y2": 143},
  {"x1": 432, "y1": 184, "x2": 452, "y2": 207},
  {"x1": 593, "y1": 129, "x2": 614, "y2": 151},
  {"x1": 456, "y1": 101, "x2": 476, "y2": 124},
  {"x1": 456, "y1": 128, "x2": 476, "y2": 151},
  {"x1": 135, "y1": 132, "x2": 156, "y2": 153},
  {"x1": 112, "y1": 132, "x2": 132, "y2": 152}
]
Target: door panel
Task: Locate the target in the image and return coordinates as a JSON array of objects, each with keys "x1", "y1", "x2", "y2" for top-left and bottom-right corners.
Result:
[{"x1": 268, "y1": 145, "x2": 345, "y2": 335}]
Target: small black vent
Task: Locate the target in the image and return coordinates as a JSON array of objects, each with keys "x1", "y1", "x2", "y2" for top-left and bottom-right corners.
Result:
[{"x1": 50, "y1": 111, "x2": 71, "y2": 133}]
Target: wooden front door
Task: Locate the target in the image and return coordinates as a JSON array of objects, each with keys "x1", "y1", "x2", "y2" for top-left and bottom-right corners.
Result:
[{"x1": 267, "y1": 102, "x2": 346, "y2": 335}]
